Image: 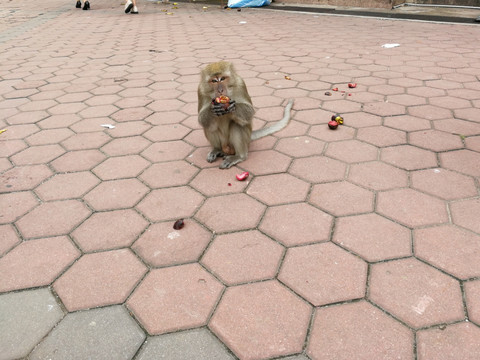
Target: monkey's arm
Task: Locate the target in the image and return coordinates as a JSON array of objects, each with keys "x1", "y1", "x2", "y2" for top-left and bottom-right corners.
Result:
[{"x1": 229, "y1": 102, "x2": 254, "y2": 127}]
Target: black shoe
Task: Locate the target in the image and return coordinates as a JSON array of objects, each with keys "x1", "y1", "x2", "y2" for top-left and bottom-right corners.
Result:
[
  {"x1": 76, "y1": 0, "x2": 81, "y2": 8},
  {"x1": 83, "y1": 1, "x2": 90, "y2": 10}
]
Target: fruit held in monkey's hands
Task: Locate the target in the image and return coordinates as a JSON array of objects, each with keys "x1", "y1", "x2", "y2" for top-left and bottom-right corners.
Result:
[{"x1": 215, "y1": 95, "x2": 230, "y2": 104}]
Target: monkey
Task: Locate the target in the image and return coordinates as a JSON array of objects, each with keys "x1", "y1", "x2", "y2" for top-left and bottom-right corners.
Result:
[{"x1": 198, "y1": 61, "x2": 294, "y2": 169}]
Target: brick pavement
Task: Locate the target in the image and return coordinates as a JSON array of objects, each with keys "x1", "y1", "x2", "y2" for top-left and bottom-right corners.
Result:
[{"x1": 1, "y1": 0, "x2": 480, "y2": 359}]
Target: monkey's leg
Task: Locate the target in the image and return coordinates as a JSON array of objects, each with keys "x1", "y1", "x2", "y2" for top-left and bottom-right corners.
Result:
[
  {"x1": 204, "y1": 129, "x2": 225, "y2": 163},
  {"x1": 220, "y1": 123, "x2": 251, "y2": 169}
]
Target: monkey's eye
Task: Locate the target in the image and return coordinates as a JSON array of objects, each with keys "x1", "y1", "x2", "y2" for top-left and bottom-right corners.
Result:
[
  {"x1": 220, "y1": 77, "x2": 226, "y2": 81},
  {"x1": 211, "y1": 79, "x2": 218, "y2": 83}
]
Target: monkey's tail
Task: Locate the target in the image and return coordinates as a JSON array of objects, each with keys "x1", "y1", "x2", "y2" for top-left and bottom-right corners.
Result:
[{"x1": 251, "y1": 99, "x2": 294, "y2": 141}]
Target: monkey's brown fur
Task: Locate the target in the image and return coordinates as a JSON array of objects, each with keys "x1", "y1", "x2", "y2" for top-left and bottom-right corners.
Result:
[{"x1": 198, "y1": 61, "x2": 293, "y2": 169}]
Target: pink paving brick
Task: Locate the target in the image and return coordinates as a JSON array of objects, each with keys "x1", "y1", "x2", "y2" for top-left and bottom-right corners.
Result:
[
  {"x1": 132, "y1": 221, "x2": 211, "y2": 267},
  {"x1": 72, "y1": 209, "x2": 148, "y2": 252},
  {"x1": 141, "y1": 141, "x2": 194, "y2": 163},
  {"x1": 0, "y1": 236, "x2": 80, "y2": 292},
  {"x1": 140, "y1": 160, "x2": 198, "y2": 188},
  {"x1": 279, "y1": 242, "x2": 367, "y2": 306},
  {"x1": 464, "y1": 280, "x2": 480, "y2": 325},
  {"x1": 414, "y1": 225, "x2": 480, "y2": 280},
  {"x1": 210, "y1": 280, "x2": 311, "y2": 360},
  {"x1": 325, "y1": 139, "x2": 378, "y2": 163},
  {"x1": 239, "y1": 149, "x2": 292, "y2": 175},
  {"x1": 440, "y1": 149, "x2": 480, "y2": 177},
  {"x1": 85, "y1": 179, "x2": 149, "y2": 211},
  {"x1": 381, "y1": 145, "x2": 438, "y2": 170},
  {"x1": 246, "y1": 173, "x2": 310, "y2": 205},
  {"x1": 377, "y1": 188, "x2": 448, "y2": 228},
  {"x1": 289, "y1": 155, "x2": 347, "y2": 183},
  {"x1": 411, "y1": 168, "x2": 477, "y2": 200},
  {"x1": 450, "y1": 198, "x2": 480, "y2": 234},
  {"x1": 127, "y1": 263, "x2": 224, "y2": 335},
  {"x1": 61, "y1": 132, "x2": 111, "y2": 151},
  {"x1": 417, "y1": 322, "x2": 480, "y2": 360},
  {"x1": 50, "y1": 149, "x2": 106, "y2": 172},
  {"x1": 35, "y1": 171, "x2": 100, "y2": 201},
  {"x1": 190, "y1": 167, "x2": 249, "y2": 196},
  {"x1": 348, "y1": 161, "x2": 408, "y2": 190},
  {"x1": 92, "y1": 155, "x2": 150, "y2": 180},
  {"x1": 333, "y1": 213, "x2": 412, "y2": 262},
  {"x1": 260, "y1": 202, "x2": 333, "y2": 247},
  {"x1": 15, "y1": 200, "x2": 90, "y2": 239},
  {"x1": 10, "y1": 144, "x2": 64, "y2": 166},
  {"x1": 309, "y1": 181, "x2": 374, "y2": 216},
  {"x1": 201, "y1": 230, "x2": 284, "y2": 285},
  {"x1": 0, "y1": 191, "x2": 38, "y2": 224},
  {"x1": 369, "y1": 258, "x2": 464, "y2": 329},
  {"x1": 307, "y1": 301, "x2": 414, "y2": 360},
  {"x1": 0, "y1": 224, "x2": 20, "y2": 256},
  {"x1": 54, "y1": 249, "x2": 147, "y2": 311},
  {"x1": 195, "y1": 193, "x2": 265, "y2": 233}
]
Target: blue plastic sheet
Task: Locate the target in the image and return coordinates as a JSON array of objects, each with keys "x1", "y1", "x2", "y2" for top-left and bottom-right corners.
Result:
[{"x1": 227, "y1": 0, "x2": 270, "y2": 8}]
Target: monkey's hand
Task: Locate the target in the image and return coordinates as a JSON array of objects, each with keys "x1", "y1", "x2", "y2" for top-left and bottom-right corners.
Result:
[{"x1": 211, "y1": 100, "x2": 236, "y2": 116}]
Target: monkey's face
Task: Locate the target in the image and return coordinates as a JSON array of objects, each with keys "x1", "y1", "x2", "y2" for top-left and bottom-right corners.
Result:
[{"x1": 209, "y1": 74, "x2": 230, "y2": 98}]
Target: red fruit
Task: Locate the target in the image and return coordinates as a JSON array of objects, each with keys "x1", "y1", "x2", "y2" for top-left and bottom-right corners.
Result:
[
  {"x1": 328, "y1": 120, "x2": 338, "y2": 130},
  {"x1": 215, "y1": 95, "x2": 230, "y2": 104},
  {"x1": 236, "y1": 171, "x2": 249, "y2": 181},
  {"x1": 332, "y1": 88, "x2": 338, "y2": 91},
  {"x1": 173, "y1": 219, "x2": 185, "y2": 230},
  {"x1": 348, "y1": 83, "x2": 357, "y2": 88}
]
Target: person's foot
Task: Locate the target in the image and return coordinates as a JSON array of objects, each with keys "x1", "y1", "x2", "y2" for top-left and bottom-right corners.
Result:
[
  {"x1": 131, "y1": 6, "x2": 139, "y2": 14},
  {"x1": 83, "y1": 0, "x2": 90, "y2": 9},
  {"x1": 76, "y1": 0, "x2": 81, "y2": 8},
  {"x1": 125, "y1": 0, "x2": 133, "y2": 13}
]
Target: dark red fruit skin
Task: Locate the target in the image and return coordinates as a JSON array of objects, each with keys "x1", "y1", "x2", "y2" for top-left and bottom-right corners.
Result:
[
  {"x1": 173, "y1": 219, "x2": 185, "y2": 230},
  {"x1": 328, "y1": 120, "x2": 338, "y2": 130},
  {"x1": 348, "y1": 83, "x2": 357, "y2": 88}
]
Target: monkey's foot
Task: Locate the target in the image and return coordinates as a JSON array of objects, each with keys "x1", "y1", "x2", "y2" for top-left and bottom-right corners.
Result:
[
  {"x1": 220, "y1": 155, "x2": 243, "y2": 169},
  {"x1": 207, "y1": 149, "x2": 223, "y2": 163}
]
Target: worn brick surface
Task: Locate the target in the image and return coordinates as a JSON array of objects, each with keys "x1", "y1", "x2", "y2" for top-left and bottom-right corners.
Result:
[{"x1": 1, "y1": 1, "x2": 480, "y2": 359}]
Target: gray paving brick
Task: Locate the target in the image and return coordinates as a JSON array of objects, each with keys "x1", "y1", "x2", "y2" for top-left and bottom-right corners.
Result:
[
  {"x1": 136, "y1": 328, "x2": 235, "y2": 360},
  {"x1": 0, "y1": 288, "x2": 63, "y2": 360},
  {"x1": 30, "y1": 305, "x2": 145, "y2": 360}
]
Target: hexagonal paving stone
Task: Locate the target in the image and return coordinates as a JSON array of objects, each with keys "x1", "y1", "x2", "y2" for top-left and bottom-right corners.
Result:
[
  {"x1": 51, "y1": 149, "x2": 106, "y2": 172},
  {"x1": 411, "y1": 168, "x2": 477, "y2": 200},
  {"x1": 414, "y1": 225, "x2": 480, "y2": 280},
  {"x1": 54, "y1": 249, "x2": 147, "y2": 311},
  {"x1": 409, "y1": 129, "x2": 464, "y2": 152},
  {"x1": 326, "y1": 139, "x2": 378, "y2": 163},
  {"x1": 465, "y1": 280, "x2": 480, "y2": 325},
  {"x1": 136, "y1": 328, "x2": 236, "y2": 360},
  {"x1": 30, "y1": 305, "x2": 145, "y2": 360},
  {"x1": 307, "y1": 301, "x2": 413, "y2": 360},
  {"x1": 416, "y1": 322, "x2": 480, "y2": 360},
  {"x1": 143, "y1": 124, "x2": 191, "y2": 142},
  {"x1": 246, "y1": 173, "x2": 310, "y2": 206},
  {"x1": 279, "y1": 242, "x2": 367, "y2": 306},
  {"x1": 333, "y1": 213, "x2": 411, "y2": 262},
  {"x1": 259, "y1": 202, "x2": 333, "y2": 247},
  {"x1": 0, "y1": 191, "x2": 38, "y2": 224},
  {"x1": 275, "y1": 136, "x2": 325, "y2": 157},
  {"x1": 450, "y1": 198, "x2": 480, "y2": 234},
  {"x1": 141, "y1": 141, "x2": 194, "y2": 163},
  {"x1": 101, "y1": 136, "x2": 151, "y2": 156},
  {"x1": 85, "y1": 179, "x2": 149, "y2": 211},
  {"x1": 140, "y1": 160, "x2": 198, "y2": 188},
  {"x1": 195, "y1": 193, "x2": 265, "y2": 233},
  {"x1": 15, "y1": 200, "x2": 91, "y2": 239},
  {"x1": 289, "y1": 155, "x2": 347, "y2": 183},
  {"x1": 239, "y1": 150, "x2": 292, "y2": 175},
  {"x1": 356, "y1": 126, "x2": 406, "y2": 147},
  {"x1": 465, "y1": 135, "x2": 480, "y2": 152},
  {"x1": 190, "y1": 167, "x2": 249, "y2": 196},
  {"x1": 61, "y1": 132, "x2": 111, "y2": 150},
  {"x1": 127, "y1": 263, "x2": 224, "y2": 335},
  {"x1": 0, "y1": 164, "x2": 52, "y2": 193},
  {"x1": 137, "y1": 186, "x2": 204, "y2": 222},
  {"x1": 132, "y1": 221, "x2": 211, "y2": 267},
  {"x1": 363, "y1": 102, "x2": 405, "y2": 117},
  {"x1": 384, "y1": 114, "x2": 431, "y2": 132},
  {"x1": 381, "y1": 145, "x2": 437, "y2": 170},
  {"x1": 0, "y1": 224, "x2": 20, "y2": 255},
  {"x1": 0, "y1": 236, "x2": 80, "y2": 293},
  {"x1": 440, "y1": 149, "x2": 480, "y2": 177},
  {"x1": 93, "y1": 155, "x2": 150, "y2": 180},
  {"x1": 210, "y1": 280, "x2": 311, "y2": 360},
  {"x1": 408, "y1": 104, "x2": 452, "y2": 120},
  {"x1": 309, "y1": 123, "x2": 356, "y2": 142},
  {"x1": 377, "y1": 188, "x2": 448, "y2": 228},
  {"x1": 309, "y1": 181, "x2": 374, "y2": 216},
  {"x1": 201, "y1": 230, "x2": 284, "y2": 285},
  {"x1": 348, "y1": 161, "x2": 408, "y2": 191},
  {"x1": 434, "y1": 118, "x2": 480, "y2": 136},
  {"x1": 369, "y1": 258, "x2": 464, "y2": 329},
  {"x1": 72, "y1": 209, "x2": 149, "y2": 252},
  {"x1": 0, "y1": 288, "x2": 63, "y2": 360},
  {"x1": 26, "y1": 128, "x2": 74, "y2": 145},
  {"x1": 35, "y1": 171, "x2": 100, "y2": 201}
]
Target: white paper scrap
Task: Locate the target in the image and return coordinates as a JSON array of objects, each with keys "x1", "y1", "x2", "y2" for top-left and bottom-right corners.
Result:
[
  {"x1": 381, "y1": 43, "x2": 400, "y2": 48},
  {"x1": 100, "y1": 124, "x2": 115, "y2": 129}
]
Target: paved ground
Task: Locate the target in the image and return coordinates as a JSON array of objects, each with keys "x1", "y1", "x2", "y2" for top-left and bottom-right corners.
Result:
[{"x1": 1, "y1": 0, "x2": 480, "y2": 359}]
